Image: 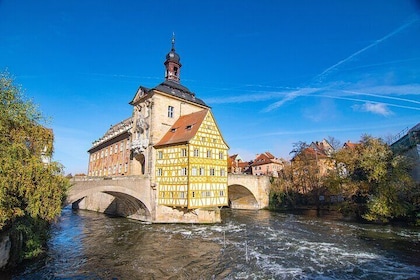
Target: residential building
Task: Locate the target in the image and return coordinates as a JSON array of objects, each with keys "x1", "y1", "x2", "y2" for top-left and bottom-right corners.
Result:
[
  {"x1": 343, "y1": 140, "x2": 361, "y2": 150},
  {"x1": 250, "y1": 152, "x2": 284, "y2": 176},
  {"x1": 87, "y1": 37, "x2": 229, "y2": 210},
  {"x1": 291, "y1": 140, "x2": 335, "y2": 193},
  {"x1": 228, "y1": 154, "x2": 251, "y2": 174}
]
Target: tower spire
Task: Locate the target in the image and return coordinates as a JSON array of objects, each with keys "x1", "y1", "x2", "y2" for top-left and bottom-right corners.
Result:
[
  {"x1": 171, "y1": 32, "x2": 175, "y2": 51},
  {"x1": 164, "y1": 33, "x2": 181, "y2": 83}
]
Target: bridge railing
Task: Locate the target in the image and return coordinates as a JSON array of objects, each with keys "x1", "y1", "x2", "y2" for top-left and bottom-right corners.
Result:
[{"x1": 71, "y1": 175, "x2": 150, "y2": 183}]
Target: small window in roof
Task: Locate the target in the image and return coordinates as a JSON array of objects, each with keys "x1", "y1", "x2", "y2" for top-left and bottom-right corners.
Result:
[
  {"x1": 186, "y1": 125, "x2": 192, "y2": 130},
  {"x1": 171, "y1": 128, "x2": 177, "y2": 133}
]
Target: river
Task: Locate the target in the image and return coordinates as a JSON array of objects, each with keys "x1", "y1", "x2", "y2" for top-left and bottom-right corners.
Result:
[{"x1": 6, "y1": 207, "x2": 420, "y2": 279}]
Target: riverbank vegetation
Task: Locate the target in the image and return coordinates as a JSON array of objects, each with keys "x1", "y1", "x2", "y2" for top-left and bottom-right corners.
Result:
[
  {"x1": 0, "y1": 72, "x2": 69, "y2": 269},
  {"x1": 269, "y1": 136, "x2": 420, "y2": 225}
]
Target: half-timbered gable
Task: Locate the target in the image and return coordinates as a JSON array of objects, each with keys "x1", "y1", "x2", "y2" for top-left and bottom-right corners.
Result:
[{"x1": 155, "y1": 109, "x2": 229, "y2": 209}]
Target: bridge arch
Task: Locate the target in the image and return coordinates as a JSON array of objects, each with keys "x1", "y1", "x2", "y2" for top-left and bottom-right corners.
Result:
[
  {"x1": 228, "y1": 184, "x2": 259, "y2": 209},
  {"x1": 227, "y1": 174, "x2": 271, "y2": 210},
  {"x1": 65, "y1": 185, "x2": 152, "y2": 221}
]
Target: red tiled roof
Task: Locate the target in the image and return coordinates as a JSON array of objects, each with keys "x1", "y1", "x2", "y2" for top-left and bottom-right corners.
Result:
[
  {"x1": 154, "y1": 109, "x2": 208, "y2": 148},
  {"x1": 250, "y1": 152, "x2": 279, "y2": 167},
  {"x1": 343, "y1": 141, "x2": 360, "y2": 149},
  {"x1": 238, "y1": 161, "x2": 250, "y2": 168},
  {"x1": 229, "y1": 154, "x2": 239, "y2": 161},
  {"x1": 265, "y1": 151, "x2": 275, "y2": 159}
]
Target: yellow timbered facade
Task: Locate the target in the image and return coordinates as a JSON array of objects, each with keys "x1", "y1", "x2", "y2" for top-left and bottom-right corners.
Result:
[{"x1": 155, "y1": 110, "x2": 229, "y2": 209}]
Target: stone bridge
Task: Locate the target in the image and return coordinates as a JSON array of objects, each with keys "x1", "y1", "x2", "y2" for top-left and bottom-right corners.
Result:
[
  {"x1": 67, "y1": 174, "x2": 271, "y2": 223},
  {"x1": 227, "y1": 174, "x2": 270, "y2": 210}
]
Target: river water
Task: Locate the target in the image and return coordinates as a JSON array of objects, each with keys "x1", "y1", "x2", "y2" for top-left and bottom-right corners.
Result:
[{"x1": 7, "y1": 207, "x2": 420, "y2": 279}]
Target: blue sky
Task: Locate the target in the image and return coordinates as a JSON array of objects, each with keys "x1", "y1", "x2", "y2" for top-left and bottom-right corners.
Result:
[{"x1": 1, "y1": 0, "x2": 419, "y2": 175}]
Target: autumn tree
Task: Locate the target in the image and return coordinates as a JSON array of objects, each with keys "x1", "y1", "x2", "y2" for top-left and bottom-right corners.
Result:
[
  {"x1": 0, "y1": 72, "x2": 69, "y2": 264},
  {"x1": 334, "y1": 135, "x2": 417, "y2": 222},
  {"x1": 269, "y1": 161, "x2": 298, "y2": 209}
]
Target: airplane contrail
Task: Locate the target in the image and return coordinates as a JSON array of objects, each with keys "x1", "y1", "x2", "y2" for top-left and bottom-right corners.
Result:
[
  {"x1": 314, "y1": 16, "x2": 419, "y2": 83},
  {"x1": 263, "y1": 15, "x2": 420, "y2": 110}
]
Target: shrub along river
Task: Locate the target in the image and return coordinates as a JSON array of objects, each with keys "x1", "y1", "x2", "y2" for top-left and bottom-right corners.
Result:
[{"x1": 6, "y1": 207, "x2": 420, "y2": 279}]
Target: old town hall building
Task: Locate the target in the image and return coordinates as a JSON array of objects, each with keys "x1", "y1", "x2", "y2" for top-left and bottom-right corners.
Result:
[{"x1": 87, "y1": 38, "x2": 229, "y2": 213}]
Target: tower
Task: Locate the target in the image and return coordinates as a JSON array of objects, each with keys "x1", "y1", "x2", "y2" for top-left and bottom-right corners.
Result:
[{"x1": 164, "y1": 34, "x2": 181, "y2": 83}]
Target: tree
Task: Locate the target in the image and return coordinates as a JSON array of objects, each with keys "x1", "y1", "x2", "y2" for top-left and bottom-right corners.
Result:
[
  {"x1": 269, "y1": 161, "x2": 298, "y2": 209},
  {"x1": 327, "y1": 136, "x2": 341, "y2": 150},
  {"x1": 0, "y1": 72, "x2": 69, "y2": 263},
  {"x1": 334, "y1": 135, "x2": 417, "y2": 222}
]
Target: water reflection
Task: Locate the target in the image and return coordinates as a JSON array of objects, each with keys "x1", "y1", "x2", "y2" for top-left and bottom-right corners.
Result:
[{"x1": 10, "y1": 207, "x2": 420, "y2": 279}]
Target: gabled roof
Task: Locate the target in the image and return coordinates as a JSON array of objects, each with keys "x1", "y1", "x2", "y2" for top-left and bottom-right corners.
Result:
[
  {"x1": 343, "y1": 141, "x2": 361, "y2": 150},
  {"x1": 309, "y1": 139, "x2": 334, "y2": 156},
  {"x1": 250, "y1": 152, "x2": 281, "y2": 167},
  {"x1": 129, "y1": 86, "x2": 150, "y2": 105},
  {"x1": 154, "y1": 109, "x2": 208, "y2": 148}
]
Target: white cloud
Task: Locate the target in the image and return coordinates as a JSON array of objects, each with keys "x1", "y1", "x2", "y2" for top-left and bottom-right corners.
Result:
[{"x1": 352, "y1": 102, "x2": 393, "y2": 116}]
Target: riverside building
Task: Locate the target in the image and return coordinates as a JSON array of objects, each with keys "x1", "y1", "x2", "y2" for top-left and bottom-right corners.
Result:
[{"x1": 87, "y1": 37, "x2": 229, "y2": 213}]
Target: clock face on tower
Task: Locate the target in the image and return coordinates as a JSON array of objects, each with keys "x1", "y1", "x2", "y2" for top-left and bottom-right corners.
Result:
[{"x1": 169, "y1": 53, "x2": 174, "y2": 58}]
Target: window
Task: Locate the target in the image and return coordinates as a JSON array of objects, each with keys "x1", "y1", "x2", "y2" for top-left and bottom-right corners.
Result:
[
  {"x1": 157, "y1": 168, "x2": 163, "y2": 176},
  {"x1": 180, "y1": 167, "x2": 187, "y2": 176},
  {"x1": 219, "y1": 190, "x2": 224, "y2": 197},
  {"x1": 158, "y1": 151, "x2": 163, "y2": 159},
  {"x1": 105, "y1": 149, "x2": 108, "y2": 157},
  {"x1": 191, "y1": 167, "x2": 197, "y2": 176},
  {"x1": 199, "y1": 167, "x2": 205, "y2": 176},
  {"x1": 120, "y1": 142, "x2": 123, "y2": 152},
  {"x1": 168, "y1": 106, "x2": 174, "y2": 118},
  {"x1": 101, "y1": 151, "x2": 104, "y2": 158},
  {"x1": 202, "y1": 191, "x2": 211, "y2": 197},
  {"x1": 181, "y1": 148, "x2": 187, "y2": 157},
  {"x1": 207, "y1": 150, "x2": 212, "y2": 158},
  {"x1": 219, "y1": 152, "x2": 224, "y2": 160},
  {"x1": 110, "y1": 147, "x2": 112, "y2": 155},
  {"x1": 114, "y1": 144, "x2": 118, "y2": 153},
  {"x1": 220, "y1": 169, "x2": 226, "y2": 176},
  {"x1": 125, "y1": 163, "x2": 128, "y2": 173},
  {"x1": 210, "y1": 168, "x2": 215, "y2": 176},
  {"x1": 193, "y1": 149, "x2": 199, "y2": 157},
  {"x1": 174, "y1": 66, "x2": 178, "y2": 76},
  {"x1": 119, "y1": 164, "x2": 122, "y2": 173}
]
